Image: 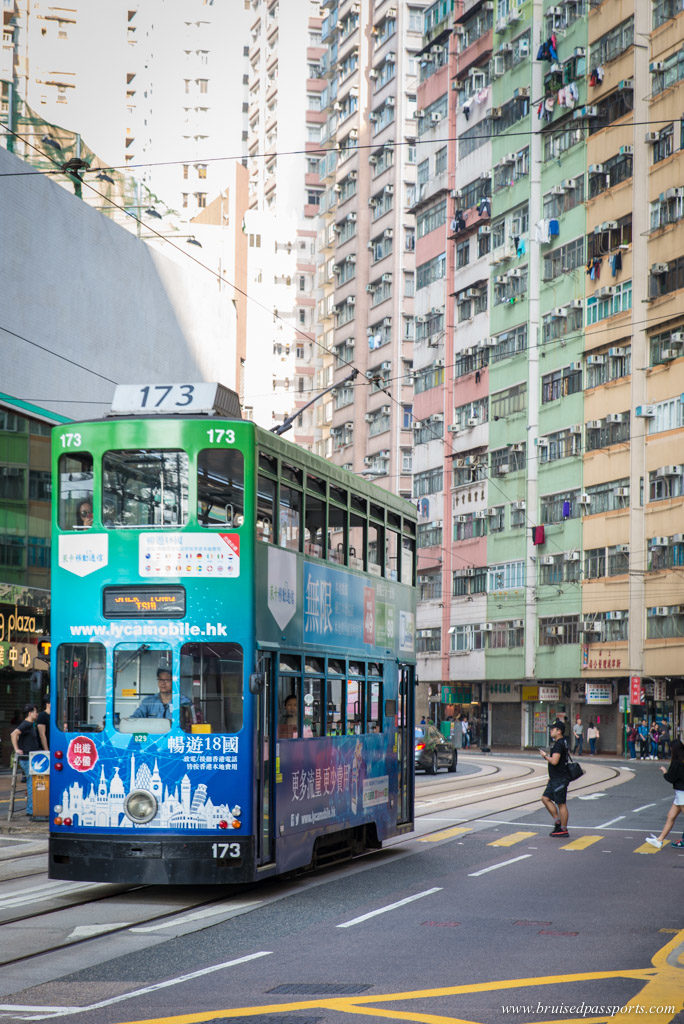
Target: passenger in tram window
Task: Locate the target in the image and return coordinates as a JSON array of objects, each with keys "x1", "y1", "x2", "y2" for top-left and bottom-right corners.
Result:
[
  {"x1": 76, "y1": 501, "x2": 93, "y2": 528},
  {"x1": 278, "y1": 694, "x2": 299, "y2": 739}
]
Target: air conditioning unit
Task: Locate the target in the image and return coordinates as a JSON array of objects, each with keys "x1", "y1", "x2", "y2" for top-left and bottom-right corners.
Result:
[
  {"x1": 456, "y1": 514, "x2": 468, "y2": 523},
  {"x1": 651, "y1": 537, "x2": 668, "y2": 547},
  {"x1": 606, "y1": 611, "x2": 625, "y2": 620},
  {"x1": 497, "y1": 463, "x2": 510, "y2": 475},
  {"x1": 450, "y1": 188, "x2": 462, "y2": 199},
  {"x1": 464, "y1": 568, "x2": 475, "y2": 577},
  {"x1": 657, "y1": 465, "x2": 682, "y2": 477},
  {"x1": 448, "y1": 424, "x2": 459, "y2": 434},
  {"x1": 662, "y1": 348, "x2": 679, "y2": 360},
  {"x1": 582, "y1": 622, "x2": 601, "y2": 634},
  {"x1": 492, "y1": 55, "x2": 505, "y2": 77},
  {"x1": 479, "y1": 224, "x2": 491, "y2": 235},
  {"x1": 435, "y1": 358, "x2": 445, "y2": 368},
  {"x1": 564, "y1": 551, "x2": 580, "y2": 562},
  {"x1": 510, "y1": 444, "x2": 524, "y2": 453},
  {"x1": 586, "y1": 355, "x2": 605, "y2": 366},
  {"x1": 382, "y1": 272, "x2": 392, "y2": 283},
  {"x1": 569, "y1": 424, "x2": 582, "y2": 434},
  {"x1": 430, "y1": 112, "x2": 442, "y2": 124},
  {"x1": 608, "y1": 347, "x2": 625, "y2": 357},
  {"x1": 363, "y1": 455, "x2": 373, "y2": 466},
  {"x1": 561, "y1": 179, "x2": 575, "y2": 190},
  {"x1": 670, "y1": 331, "x2": 683, "y2": 343},
  {"x1": 606, "y1": 413, "x2": 623, "y2": 424},
  {"x1": 645, "y1": 132, "x2": 659, "y2": 143},
  {"x1": 537, "y1": 438, "x2": 549, "y2": 448},
  {"x1": 369, "y1": 70, "x2": 378, "y2": 80},
  {"x1": 586, "y1": 420, "x2": 601, "y2": 430},
  {"x1": 671, "y1": 533, "x2": 684, "y2": 544},
  {"x1": 380, "y1": 361, "x2": 391, "y2": 371},
  {"x1": 652, "y1": 263, "x2": 669, "y2": 275},
  {"x1": 574, "y1": 105, "x2": 597, "y2": 119},
  {"x1": 487, "y1": 507, "x2": 499, "y2": 516},
  {"x1": 546, "y1": 625, "x2": 565, "y2": 637},
  {"x1": 619, "y1": 145, "x2": 633, "y2": 155},
  {"x1": 386, "y1": 96, "x2": 395, "y2": 106},
  {"x1": 551, "y1": 185, "x2": 565, "y2": 196},
  {"x1": 616, "y1": 487, "x2": 629, "y2": 497},
  {"x1": 553, "y1": 307, "x2": 568, "y2": 318},
  {"x1": 495, "y1": 16, "x2": 507, "y2": 31},
  {"x1": 596, "y1": 286, "x2": 613, "y2": 298},
  {"x1": 578, "y1": 494, "x2": 591, "y2": 505},
  {"x1": 467, "y1": 416, "x2": 479, "y2": 427},
  {"x1": 588, "y1": 163, "x2": 605, "y2": 175},
  {"x1": 475, "y1": 510, "x2": 488, "y2": 519},
  {"x1": 366, "y1": 283, "x2": 376, "y2": 293},
  {"x1": 512, "y1": 620, "x2": 524, "y2": 629},
  {"x1": 569, "y1": 300, "x2": 584, "y2": 309},
  {"x1": 541, "y1": 555, "x2": 555, "y2": 566},
  {"x1": 349, "y1": 212, "x2": 357, "y2": 221},
  {"x1": 482, "y1": 622, "x2": 494, "y2": 632},
  {"x1": 364, "y1": 413, "x2": 374, "y2": 423},
  {"x1": 384, "y1": 228, "x2": 393, "y2": 238},
  {"x1": 653, "y1": 606, "x2": 668, "y2": 616},
  {"x1": 492, "y1": 106, "x2": 503, "y2": 119},
  {"x1": 649, "y1": 61, "x2": 665, "y2": 72}
]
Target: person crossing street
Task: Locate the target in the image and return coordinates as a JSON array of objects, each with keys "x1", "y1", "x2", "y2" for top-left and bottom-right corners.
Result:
[{"x1": 540, "y1": 719, "x2": 571, "y2": 837}]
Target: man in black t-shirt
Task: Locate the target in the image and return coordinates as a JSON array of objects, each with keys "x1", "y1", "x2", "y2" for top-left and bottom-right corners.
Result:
[
  {"x1": 540, "y1": 719, "x2": 570, "y2": 837},
  {"x1": 36, "y1": 699, "x2": 50, "y2": 751},
  {"x1": 10, "y1": 705, "x2": 40, "y2": 816}
]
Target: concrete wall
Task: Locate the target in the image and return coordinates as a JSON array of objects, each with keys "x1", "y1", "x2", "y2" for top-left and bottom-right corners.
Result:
[{"x1": 1, "y1": 145, "x2": 236, "y2": 422}]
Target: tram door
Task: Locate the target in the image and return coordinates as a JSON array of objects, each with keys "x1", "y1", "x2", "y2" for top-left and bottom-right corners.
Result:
[
  {"x1": 255, "y1": 654, "x2": 275, "y2": 865},
  {"x1": 397, "y1": 663, "x2": 414, "y2": 825}
]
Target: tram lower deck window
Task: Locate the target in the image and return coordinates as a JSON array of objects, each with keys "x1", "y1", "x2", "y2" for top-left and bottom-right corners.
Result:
[
  {"x1": 57, "y1": 643, "x2": 105, "y2": 732},
  {"x1": 180, "y1": 643, "x2": 243, "y2": 734}
]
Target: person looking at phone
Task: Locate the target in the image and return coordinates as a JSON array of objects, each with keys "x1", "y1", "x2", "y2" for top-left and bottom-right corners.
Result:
[{"x1": 540, "y1": 719, "x2": 570, "y2": 837}]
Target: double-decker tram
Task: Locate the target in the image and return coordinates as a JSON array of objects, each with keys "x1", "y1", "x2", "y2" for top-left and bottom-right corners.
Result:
[{"x1": 48, "y1": 383, "x2": 416, "y2": 884}]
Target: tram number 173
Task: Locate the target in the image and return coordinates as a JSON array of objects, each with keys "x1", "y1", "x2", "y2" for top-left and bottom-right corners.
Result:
[{"x1": 212, "y1": 842, "x2": 241, "y2": 860}]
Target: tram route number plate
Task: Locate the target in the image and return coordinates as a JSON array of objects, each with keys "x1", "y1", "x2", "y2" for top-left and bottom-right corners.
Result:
[{"x1": 212, "y1": 842, "x2": 241, "y2": 860}]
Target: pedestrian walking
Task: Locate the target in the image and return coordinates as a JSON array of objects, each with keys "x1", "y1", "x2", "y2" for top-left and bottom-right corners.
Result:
[
  {"x1": 587, "y1": 721, "x2": 599, "y2": 755},
  {"x1": 637, "y1": 719, "x2": 649, "y2": 759},
  {"x1": 36, "y1": 698, "x2": 50, "y2": 752},
  {"x1": 460, "y1": 715, "x2": 469, "y2": 749},
  {"x1": 10, "y1": 704, "x2": 41, "y2": 817},
  {"x1": 572, "y1": 716, "x2": 583, "y2": 755},
  {"x1": 626, "y1": 723, "x2": 638, "y2": 760},
  {"x1": 540, "y1": 719, "x2": 571, "y2": 837},
  {"x1": 659, "y1": 720, "x2": 671, "y2": 759},
  {"x1": 649, "y1": 722, "x2": 660, "y2": 760},
  {"x1": 645, "y1": 739, "x2": 684, "y2": 849}
]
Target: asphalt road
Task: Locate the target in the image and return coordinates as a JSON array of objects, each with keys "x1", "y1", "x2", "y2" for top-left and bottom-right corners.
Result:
[{"x1": 0, "y1": 755, "x2": 682, "y2": 1024}]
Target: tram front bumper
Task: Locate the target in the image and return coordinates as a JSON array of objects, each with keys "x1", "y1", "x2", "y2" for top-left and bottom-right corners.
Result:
[{"x1": 49, "y1": 833, "x2": 258, "y2": 885}]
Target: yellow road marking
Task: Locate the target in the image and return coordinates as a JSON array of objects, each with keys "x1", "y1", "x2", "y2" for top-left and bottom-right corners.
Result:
[
  {"x1": 634, "y1": 841, "x2": 666, "y2": 854},
  {"x1": 488, "y1": 831, "x2": 537, "y2": 847},
  {"x1": 115, "y1": 967, "x2": 661, "y2": 1024},
  {"x1": 560, "y1": 835, "x2": 602, "y2": 851},
  {"x1": 419, "y1": 826, "x2": 472, "y2": 842}
]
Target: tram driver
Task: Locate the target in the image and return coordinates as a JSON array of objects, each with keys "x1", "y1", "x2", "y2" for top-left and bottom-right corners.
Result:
[{"x1": 131, "y1": 667, "x2": 194, "y2": 727}]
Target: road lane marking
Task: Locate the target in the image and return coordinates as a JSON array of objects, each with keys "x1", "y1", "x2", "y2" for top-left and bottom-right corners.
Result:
[
  {"x1": 337, "y1": 887, "x2": 442, "y2": 929},
  {"x1": 596, "y1": 815, "x2": 625, "y2": 827},
  {"x1": 468, "y1": 854, "x2": 531, "y2": 877},
  {"x1": 561, "y1": 836, "x2": 602, "y2": 851},
  {"x1": 632, "y1": 802, "x2": 657, "y2": 812},
  {"x1": 488, "y1": 831, "x2": 536, "y2": 847},
  {"x1": 131, "y1": 899, "x2": 262, "y2": 933},
  {"x1": 634, "y1": 841, "x2": 666, "y2": 854},
  {"x1": 6, "y1": 952, "x2": 273, "y2": 1020},
  {"x1": 418, "y1": 826, "x2": 472, "y2": 842}
]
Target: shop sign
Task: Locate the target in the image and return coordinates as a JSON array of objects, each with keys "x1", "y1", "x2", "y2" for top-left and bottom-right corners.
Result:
[
  {"x1": 0, "y1": 642, "x2": 36, "y2": 670},
  {"x1": 653, "y1": 680, "x2": 667, "y2": 701},
  {"x1": 585, "y1": 683, "x2": 612, "y2": 705},
  {"x1": 582, "y1": 646, "x2": 623, "y2": 672},
  {"x1": 538, "y1": 685, "x2": 560, "y2": 701},
  {"x1": 630, "y1": 676, "x2": 643, "y2": 705},
  {"x1": 488, "y1": 681, "x2": 515, "y2": 702},
  {"x1": 441, "y1": 685, "x2": 471, "y2": 703},
  {"x1": 521, "y1": 685, "x2": 538, "y2": 702}
]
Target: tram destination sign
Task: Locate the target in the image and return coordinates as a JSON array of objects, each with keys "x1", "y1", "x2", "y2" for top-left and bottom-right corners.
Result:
[{"x1": 103, "y1": 586, "x2": 186, "y2": 619}]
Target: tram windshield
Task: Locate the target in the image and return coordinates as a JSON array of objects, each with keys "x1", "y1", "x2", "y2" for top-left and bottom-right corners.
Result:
[
  {"x1": 58, "y1": 453, "x2": 94, "y2": 529},
  {"x1": 102, "y1": 449, "x2": 188, "y2": 528},
  {"x1": 114, "y1": 646, "x2": 175, "y2": 733},
  {"x1": 57, "y1": 643, "x2": 105, "y2": 732}
]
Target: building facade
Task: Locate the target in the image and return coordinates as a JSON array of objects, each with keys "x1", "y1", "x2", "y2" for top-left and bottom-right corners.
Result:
[{"x1": 413, "y1": 0, "x2": 684, "y2": 751}]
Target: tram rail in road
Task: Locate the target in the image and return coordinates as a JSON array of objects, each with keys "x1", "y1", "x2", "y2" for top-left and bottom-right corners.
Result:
[{"x1": 0, "y1": 754, "x2": 629, "y2": 973}]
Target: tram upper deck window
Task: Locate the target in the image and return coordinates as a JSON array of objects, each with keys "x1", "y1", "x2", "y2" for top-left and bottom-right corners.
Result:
[
  {"x1": 368, "y1": 521, "x2": 384, "y2": 576},
  {"x1": 114, "y1": 646, "x2": 176, "y2": 733},
  {"x1": 346, "y1": 677, "x2": 364, "y2": 734},
  {"x1": 402, "y1": 535, "x2": 415, "y2": 586},
  {"x1": 349, "y1": 512, "x2": 365, "y2": 570},
  {"x1": 180, "y1": 642, "x2": 243, "y2": 733},
  {"x1": 103, "y1": 450, "x2": 188, "y2": 528},
  {"x1": 56, "y1": 643, "x2": 105, "y2": 732},
  {"x1": 197, "y1": 449, "x2": 244, "y2": 527},
  {"x1": 328, "y1": 501, "x2": 346, "y2": 565},
  {"x1": 279, "y1": 483, "x2": 301, "y2": 551},
  {"x1": 255, "y1": 458, "x2": 274, "y2": 544},
  {"x1": 58, "y1": 453, "x2": 94, "y2": 529},
  {"x1": 305, "y1": 494, "x2": 324, "y2": 558}
]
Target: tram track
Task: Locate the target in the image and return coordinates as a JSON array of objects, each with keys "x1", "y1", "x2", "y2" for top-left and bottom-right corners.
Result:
[{"x1": 0, "y1": 757, "x2": 628, "y2": 971}]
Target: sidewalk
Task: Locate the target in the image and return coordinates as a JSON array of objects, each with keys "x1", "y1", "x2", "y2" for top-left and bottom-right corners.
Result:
[{"x1": 0, "y1": 769, "x2": 49, "y2": 838}]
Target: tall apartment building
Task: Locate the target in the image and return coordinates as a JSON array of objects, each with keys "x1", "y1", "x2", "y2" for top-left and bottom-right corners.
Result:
[
  {"x1": 1, "y1": 1, "x2": 250, "y2": 219},
  {"x1": 244, "y1": 0, "x2": 323, "y2": 441},
  {"x1": 314, "y1": 0, "x2": 426, "y2": 495},
  {"x1": 414, "y1": 0, "x2": 684, "y2": 749}
]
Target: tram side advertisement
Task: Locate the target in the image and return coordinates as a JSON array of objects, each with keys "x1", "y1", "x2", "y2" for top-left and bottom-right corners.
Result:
[{"x1": 261, "y1": 549, "x2": 415, "y2": 840}]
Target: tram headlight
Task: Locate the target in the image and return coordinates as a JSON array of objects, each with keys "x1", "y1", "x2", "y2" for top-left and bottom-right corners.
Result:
[{"x1": 124, "y1": 789, "x2": 158, "y2": 824}]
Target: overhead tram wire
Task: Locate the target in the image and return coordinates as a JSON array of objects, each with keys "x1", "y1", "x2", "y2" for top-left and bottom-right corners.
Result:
[{"x1": 0, "y1": 116, "x2": 677, "y2": 178}]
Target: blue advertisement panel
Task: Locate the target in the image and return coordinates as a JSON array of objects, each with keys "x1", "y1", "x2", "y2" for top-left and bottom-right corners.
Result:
[{"x1": 276, "y1": 733, "x2": 396, "y2": 841}]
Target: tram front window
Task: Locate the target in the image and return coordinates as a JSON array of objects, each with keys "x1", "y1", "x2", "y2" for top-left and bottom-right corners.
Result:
[
  {"x1": 56, "y1": 643, "x2": 105, "y2": 732},
  {"x1": 103, "y1": 449, "x2": 188, "y2": 528},
  {"x1": 114, "y1": 646, "x2": 175, "y2": 732},
  {"x1": 197, "y1": 449, "x2": 244, "y2": 527},
  {"x1": 58, "y1": 453, "x2": 94, "y2": 529},
  {"x1": 180, "y1": 643, "x2": 243, "y2": 733}
]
